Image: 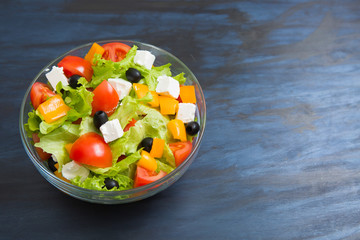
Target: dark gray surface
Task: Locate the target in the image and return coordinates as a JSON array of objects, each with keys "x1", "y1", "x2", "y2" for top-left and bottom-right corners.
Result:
[{"x1": 2, "y1": 0, "x2": 360, "y2": 239}]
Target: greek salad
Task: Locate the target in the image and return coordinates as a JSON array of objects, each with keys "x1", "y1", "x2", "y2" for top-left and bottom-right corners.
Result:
[{"x1": 25, "y1": 42, "x2": 200, "y2": 191}]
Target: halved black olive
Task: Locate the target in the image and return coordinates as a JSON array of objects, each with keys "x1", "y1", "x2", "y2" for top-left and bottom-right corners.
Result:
[
  {"x1": 185, "y1": 121, "x2": 200, "y2": 136},
  {"x1": 93, "y1": 111, "x2": 108, "y2": 129},
  {"x1": 126, "y1": 68, "x2": 142, "y2": 83},
  {"x1": 139, "y1": 137, "x2": 153, "y2": 152}
]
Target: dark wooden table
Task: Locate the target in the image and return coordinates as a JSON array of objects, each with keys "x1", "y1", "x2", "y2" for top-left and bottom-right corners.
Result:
[{"x1": 3, "y1": 0, "x2": 360, "y2": 239}]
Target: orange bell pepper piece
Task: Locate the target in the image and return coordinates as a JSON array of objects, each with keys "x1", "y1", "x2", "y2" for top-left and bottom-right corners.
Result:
[
  {"x1": 137, "y1": 150, "x2": 157, "y2": 172},
  {"x1": 158, "y1": 96, "x2": 179, "y2": 115},
  {"x1": 133, "y1": 84, "x2": 159, "y2": 108},
  {"x1": 84, "y1": 42, "x2": 105, "y2": 64},
  {"x1": 148, "y1": 91, "x2": 159, "y2": 107},
  {"x1": 37, "y1": 95, "x2": 70, "y2": 123},
  {"x1": 133, "y1": 83, "x2": 149, "y2": 99},
  {"x1": 150, "y1": 138, "x2": 165, "y2": 158},
  {"x1": 168, "y1": 119, "x2": 187, "y2": 141},
  {"x1": 180, "y1": 85, "x2": 196, "y2": 103}
]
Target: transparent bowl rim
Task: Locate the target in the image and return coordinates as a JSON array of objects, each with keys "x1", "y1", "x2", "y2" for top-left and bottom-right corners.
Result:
[{"x1": 19, "y1": 39, "x2": 206, "y2": 196}]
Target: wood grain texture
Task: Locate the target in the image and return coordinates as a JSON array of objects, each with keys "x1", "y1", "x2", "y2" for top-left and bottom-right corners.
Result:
[{"x1": 2, "y1": 0, "x2": 360, "y2": 239}]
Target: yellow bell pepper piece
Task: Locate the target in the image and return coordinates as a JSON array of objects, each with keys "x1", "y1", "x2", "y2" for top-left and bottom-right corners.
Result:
[
  {"x1": 150, "y1": 138, "x2": 165, "y2": 158},
  {"x1": 37, "y1": 95, "x2": 70, "y2": 123},
  {"x1": 84, "y1": 42, "x2": 105, "y2": 64},
  {"x1": 168, "y1": 119, "x2": 187, "y2": 141},
  {"x1": 180, "y1": 85, "x2": 196, "y2": 103},
  {"x1": 133, "y1": 83, "x2": 149, "y2": 99},
  {"x1": 137, "y1": 150, "x2": 157, "y2": 172},
  {"x1": 158, "y1": 96, "x2": 179, "y2": 115}
]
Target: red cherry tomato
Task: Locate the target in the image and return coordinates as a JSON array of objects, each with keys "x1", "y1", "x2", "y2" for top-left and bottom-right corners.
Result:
[
  {"x1": 102, "y1": 42, "x2": 131, "y2": 62},
  {"x1": 30, "y1": 82, "x2": 56, "y2": 110},
  {"x1": 91, "y1": 80, "x2": 119, "y2": 116},
  {"x1": 169, "y1": 141, "x2": 192, "y2": 167},
  {"x1": 70, "y1": 132, "x2": 113, "y2": 168},
  {"x1": 32, "y1": 133, "x2": 51, "y2": 160},
  {"x1": 133, "y1": 166, "x2": 167, "y2": 188},
  {"x1": 58, "y1": 56, "x2": 93, "y2": 81},
  {"x1": 123, "y1": 118, "x2": 137, "y2": 132}
]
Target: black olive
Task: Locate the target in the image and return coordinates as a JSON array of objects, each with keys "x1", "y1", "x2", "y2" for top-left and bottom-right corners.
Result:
[
  {"x1": 69, "y1": 75, "x2": 82, "y2": 88},
  {"x1": 126, "y1": 68, "x2": 142, "y2": 83},
  {"x1": 139, "y1": 137, "x2": 153, "y2": 152},
  {"x1": 185, "y1": 121, "x2": 200, "y2": 136},
  {"x1": 48, "y1": 156, "x2": 57, "y2": 172},
  {"x1": 104, "y1": 178, "x2": 119, "y2": 190},
  {"x1": 93, "y1": 111, "x2": 108, "y2": 129}
]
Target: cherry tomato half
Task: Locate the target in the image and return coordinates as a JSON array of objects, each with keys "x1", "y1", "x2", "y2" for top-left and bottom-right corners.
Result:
[
  {"x1": 30, "y1": 82, "x2": 56, "y2": 110},
  {"x1": 70, "y1": 132, "x2": 112, "y2": 168},
  {"x1": 123, "y1": 118, "x2": 137, "y2": 132},
  {"x1": 91, "y1": 80, "x2": 119, "y2": 116},
  {"x1": 102, "y1": 42, "x2": 131, "y2": 62},
  {"x1": 32, "y1": 133, "x2": 51, "y2": 160},
  {"x1": 58, "y1": 56, "x2": 93, "y2": 81},
  {"x1": 169, "y1": 141, "x2": 192, "y2": 167},
  {"x1": 133, "y1": 166, "x2": 167, "y2": 188}
]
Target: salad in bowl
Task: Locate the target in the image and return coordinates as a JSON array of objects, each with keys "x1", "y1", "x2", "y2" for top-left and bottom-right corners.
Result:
[{"x1": 20, "y1": 40, "x2": 206, "y2": 203}]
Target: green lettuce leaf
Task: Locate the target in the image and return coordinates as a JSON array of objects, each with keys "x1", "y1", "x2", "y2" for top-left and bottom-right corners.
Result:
[
  {"x1": 79, "y1": 116, "x2": 100, "y2": 135},
  {"x1": 87, "y1": 150, "x2": 141, "y2": 178},
  {"x1": 109, "y1": 126, "x2": 145, "y2": 161},
  {"x1": 109, "y1": 94, "x2": 152, "y2": 128},
  {"x1": 156, "y1": 159, "x2": 175, "y2": 173},
  {"x1": 71, "y1": 173, "x2": 133, "y2": 191},
  {"x1": 160, "y1": 143, "x2": 176, "y2": 168},
  {"x1": 109, "y1": 98, "x2": 172, "y2": 163},
  {"x1": 56, "y1": 81, "x2": 94, "y2": 122},
  {"x1": 39, "y1": 115, "x2": 67, "y2": 135},
  {"x1": 173, "y1": 72, "x2": 187, "y2": 84},
  {"x1": 109, "y1": 97, "x2": 138, "y2": 128},
  {"x1": 78, "y1": 151, "x2": 141, "y2": 191},
  {"x1": 24, "y1": 108, "x2": 68, "y2": 136},
  {"x1": 140, "y1": 109, "x2": 171, "y2": 141},
  {"x1": 112, "y1": 107, "x2": 175, "y2": 172},
  {"x1": 34, "y1": 122, "x2": 80, "y2": 170},
  {"x1": 142, "y1": 63, "x2": 172, "y2": 91},
  {"x1": 24, "y1": 110, "x2": 42, "y2": 137},
  {"x1": 27, "y1": 105, "x2": 67, "y2": 135}
]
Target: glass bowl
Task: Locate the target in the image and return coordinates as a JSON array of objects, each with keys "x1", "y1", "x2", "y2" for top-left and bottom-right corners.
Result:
[{"x1": 19, "y1": 40, "x2": 206, "y2": 204}]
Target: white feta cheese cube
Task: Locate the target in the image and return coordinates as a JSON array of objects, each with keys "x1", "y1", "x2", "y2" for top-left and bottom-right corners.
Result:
[
  {"x1": 62, "y1": 160, "x2": 89, "y2": 182},
  {"x1": 176, "y1": 103, "x2": 196, "y2": 123},
  {"x1": 45, "y1": 66, "x2": 69, "y2": 90},
  {"x1": 100, "y1": 119, "x2": 124, "y2": 143},
  {"x1": 134, "y1": 50, "x2": 155, "y2": 70},
  {"x1": 108, "y1": 78, "x2": 132, "y2": 100},
  {"x1": 155, "y1": 75, "x2": 180, "y2": 99}
]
